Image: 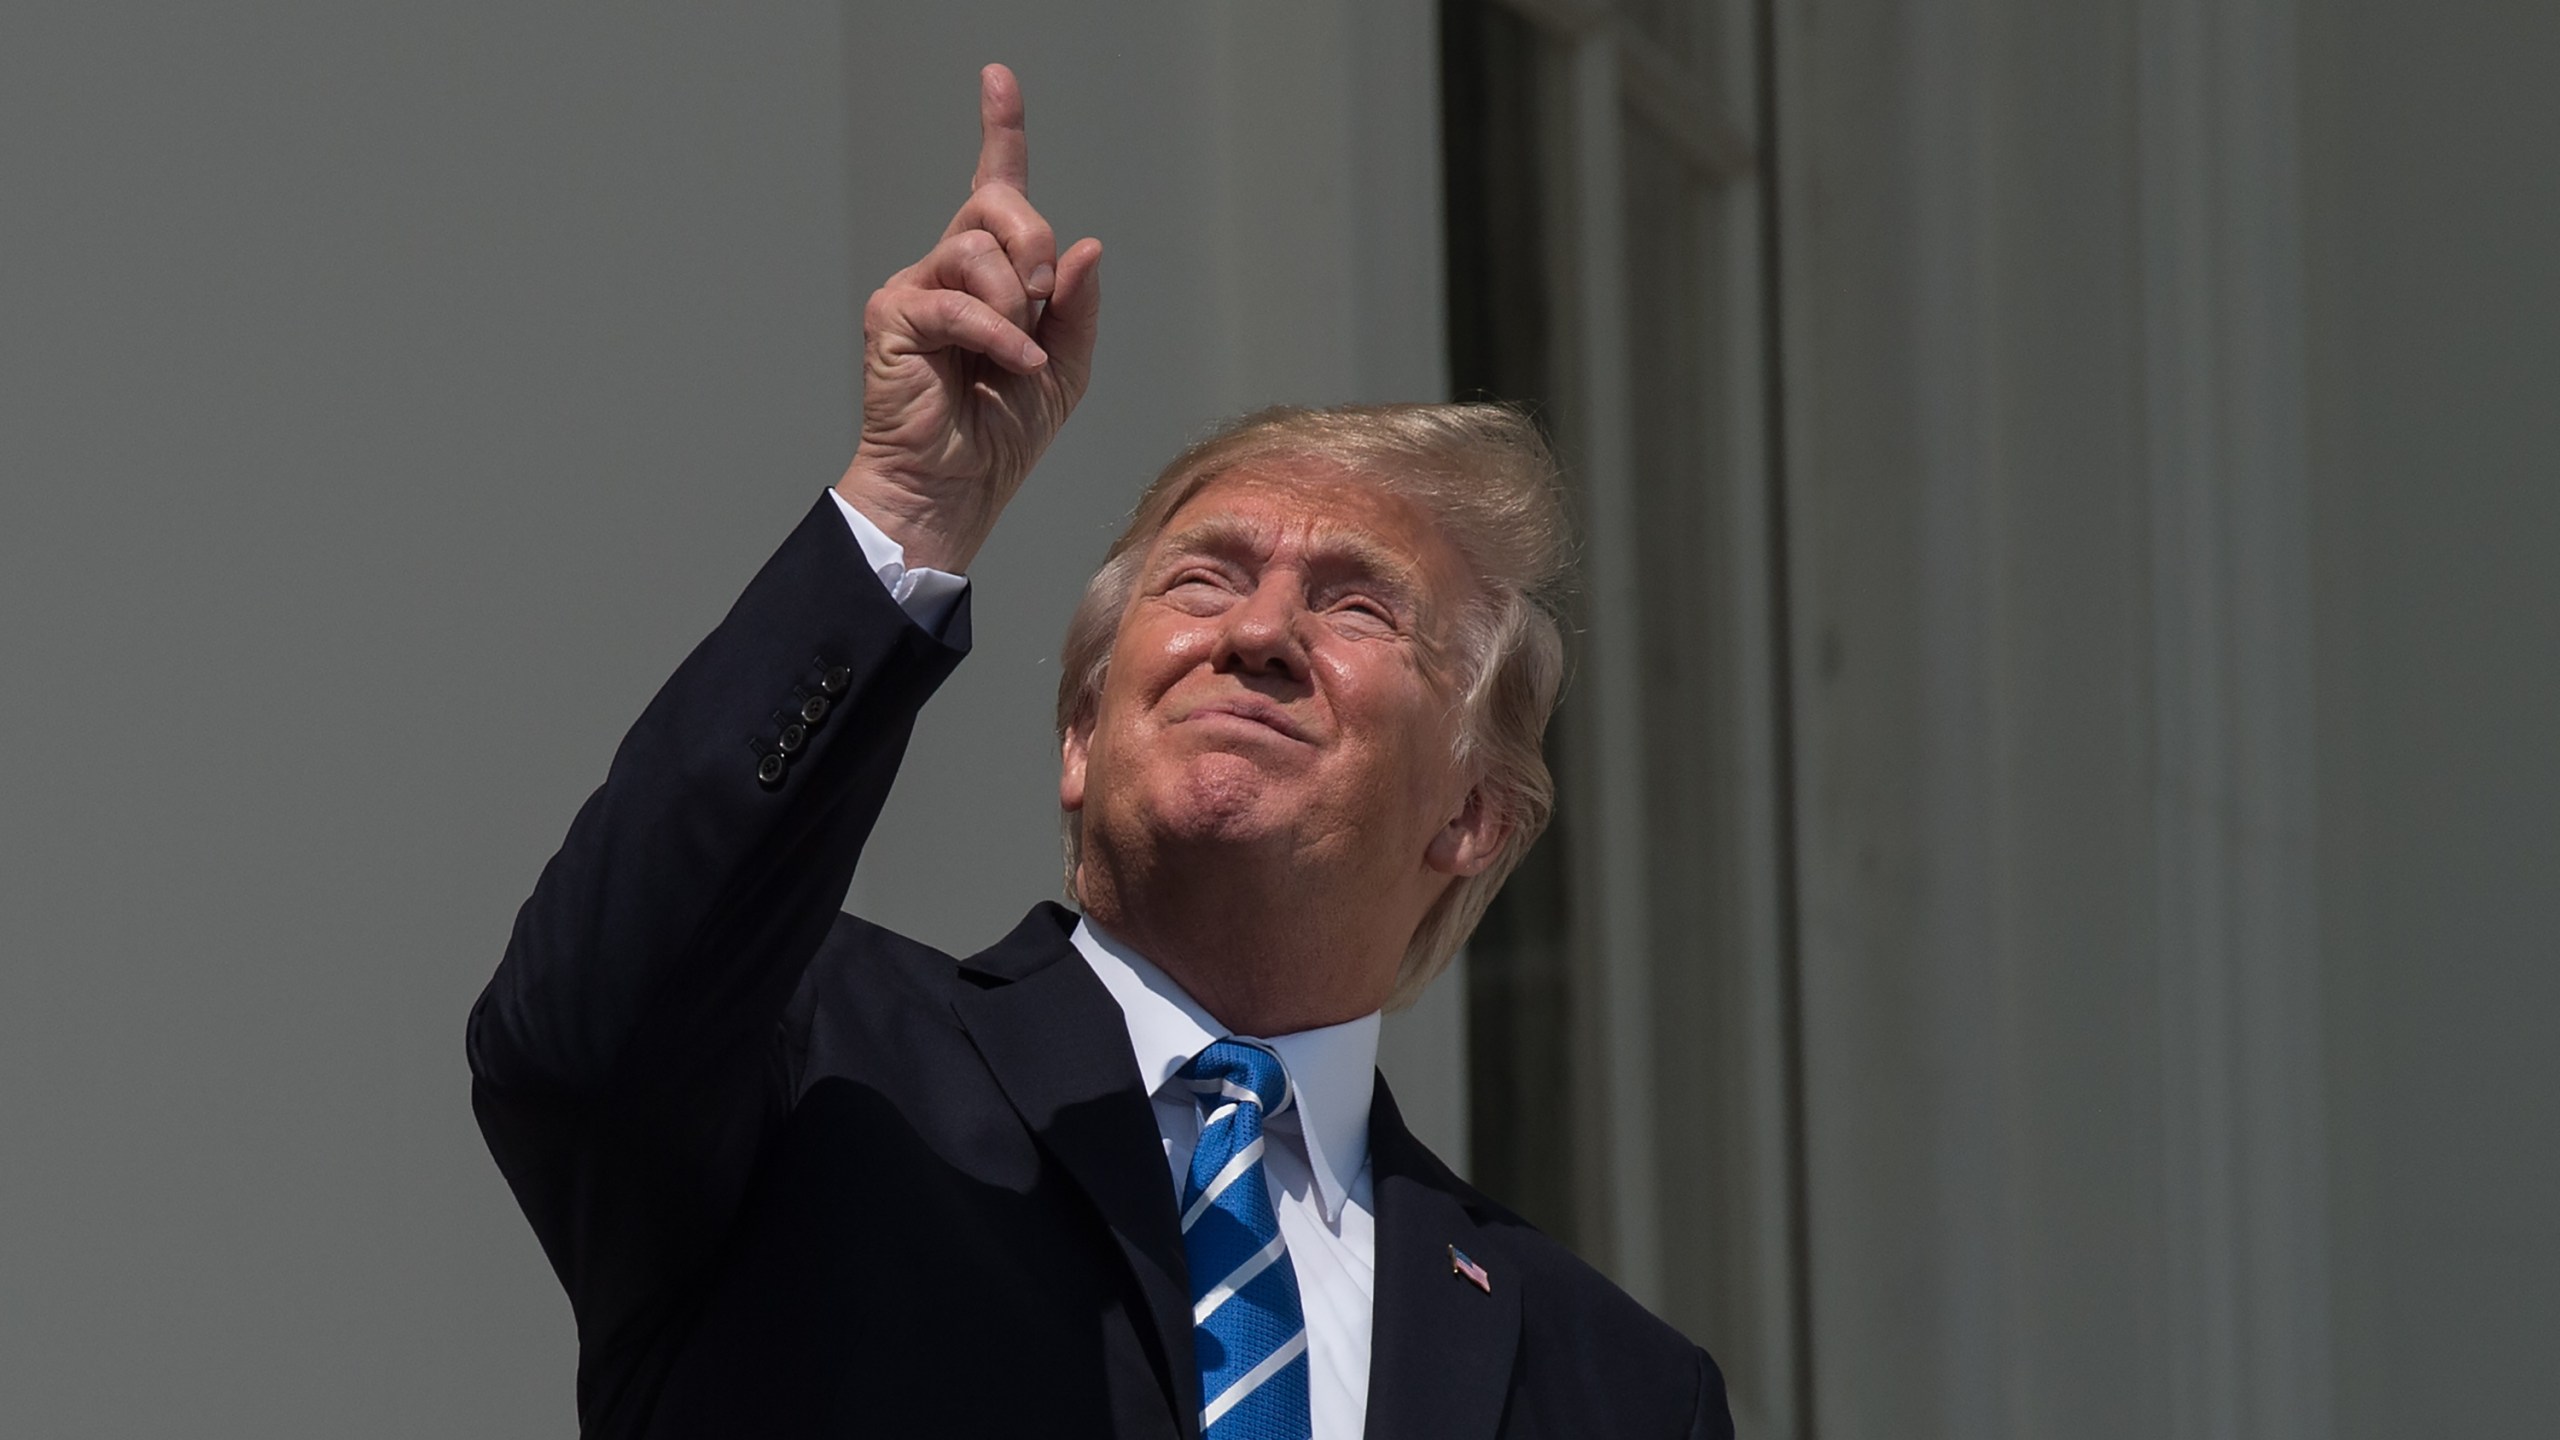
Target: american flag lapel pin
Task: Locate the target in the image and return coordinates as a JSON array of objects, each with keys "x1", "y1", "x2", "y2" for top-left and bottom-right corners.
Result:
[{"x1": 1448, "y1": 1244, "x2": 1492, "y2": 1294}]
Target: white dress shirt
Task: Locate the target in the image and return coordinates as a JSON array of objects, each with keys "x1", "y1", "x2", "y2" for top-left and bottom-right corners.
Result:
[
  {"x1": 829, "y1": 488, "x2": 969, "y2": 635},
  {"x1": 831, "y1": 492, "x2": 1382, "y2": 1439},
  {"x1": 1073, "y1": 918, "x2": 1379, "y2": 1440}
]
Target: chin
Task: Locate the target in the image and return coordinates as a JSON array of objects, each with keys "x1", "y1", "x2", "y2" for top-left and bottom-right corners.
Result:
[{"x1": 1147, "y1": 752, "x2": 1301, "y2": 848}]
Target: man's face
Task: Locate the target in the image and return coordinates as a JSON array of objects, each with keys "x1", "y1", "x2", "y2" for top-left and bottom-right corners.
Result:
[{"x1": 1062, "y1": 460, "x2": 1502, "y2": 907}]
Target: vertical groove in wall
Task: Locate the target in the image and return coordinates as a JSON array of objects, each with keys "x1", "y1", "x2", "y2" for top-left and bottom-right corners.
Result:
[
  {"x1": 1752, "y1": 0, "x2": 1816, "y2": 1435},
  {"x1": 2139, "y1": 0, "x2": 2331, "y2": 1434}
]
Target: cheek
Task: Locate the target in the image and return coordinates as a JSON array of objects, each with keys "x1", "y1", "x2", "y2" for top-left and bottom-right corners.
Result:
[
  {"x1": 1092, "y1": 628, "x2": 1194, "y2": 746},
  {"x1": 1089, "y1": 622, "x2": 1219, "y2": 783},
  {"x1": 1319, "y1": 652, "x2": 1460, "y2": 783},
  {"x1": 1308, "y1": 637, "x2": 1412, "y2": 692},
  {"x1": 1123, "y1": 614, "x2": 1221, "y2": 696}
]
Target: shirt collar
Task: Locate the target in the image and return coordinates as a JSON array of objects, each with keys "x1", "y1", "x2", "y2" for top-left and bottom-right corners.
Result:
[{"x1": 1071, "y1": 916, "x2": 1378, "y2": 1222}]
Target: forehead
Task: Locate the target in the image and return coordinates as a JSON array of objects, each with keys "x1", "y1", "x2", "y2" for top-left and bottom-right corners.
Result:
[{"x1": 1151, "y1": 459, "x2": 1469, "y2": 584}]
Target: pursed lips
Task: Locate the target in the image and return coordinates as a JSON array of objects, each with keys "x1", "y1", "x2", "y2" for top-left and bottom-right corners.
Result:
[{"x1": 1176, "y1": 696, "x2": 1314, "y2": 743}]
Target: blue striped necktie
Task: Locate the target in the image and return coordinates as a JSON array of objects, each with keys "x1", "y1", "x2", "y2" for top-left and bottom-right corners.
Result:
[{"x1": 1178, "y1": 1039, "x2": 1312, "y2": 1440}]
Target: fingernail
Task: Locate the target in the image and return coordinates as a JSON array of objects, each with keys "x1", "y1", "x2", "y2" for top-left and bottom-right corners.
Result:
[
  {"x1": 1021, "y1": 340, "x2": 1048, "y2": 368},
  {"x1": 1028, "y1": 263, "x2": 1056, "y2": 295}
]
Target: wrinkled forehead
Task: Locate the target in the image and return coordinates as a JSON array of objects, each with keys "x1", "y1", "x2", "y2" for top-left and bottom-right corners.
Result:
[{"x1": 1147, "y1": 459, "x2": 1480, "y2": 604}]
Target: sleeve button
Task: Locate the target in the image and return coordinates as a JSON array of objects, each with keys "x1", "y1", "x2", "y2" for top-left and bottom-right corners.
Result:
[
  {"x1": 755, "y1": 753, "x2": 787, "y2": 787},
  {"x1": 819, "y1": 664, "x2": 851, "y2": 697},
  {"x1": 777, "y1": 722, "x2": 807, "y2": 755},
  {"x1": 798, "y1": 694, "x2": 831, "y2": 726}
]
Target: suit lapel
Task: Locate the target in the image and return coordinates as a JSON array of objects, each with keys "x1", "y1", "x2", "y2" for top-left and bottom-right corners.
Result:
[
  {"x1": 951, "y1": 904, "x2": 1201, "y2": 1438},
  {"x1": 1365, "y1": 1078, "x2": 1521, "y2": 1440}
]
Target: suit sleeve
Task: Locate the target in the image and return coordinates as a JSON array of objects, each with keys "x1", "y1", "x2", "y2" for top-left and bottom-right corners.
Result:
[
  {"x1": 1686, "y1": 1346, "x2": 1737, "y2": 1440},
  {"x1": 465, "y1": 492, "x2": 970, "y2": 1359}
]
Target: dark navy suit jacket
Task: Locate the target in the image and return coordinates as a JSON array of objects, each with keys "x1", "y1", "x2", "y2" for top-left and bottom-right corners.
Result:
[{"x1": 468, "y1": 495, "x2": 1733, "y2": 1438}]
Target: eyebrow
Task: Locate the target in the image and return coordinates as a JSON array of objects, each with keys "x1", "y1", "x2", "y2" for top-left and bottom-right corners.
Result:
[{"x1": 1154, "y1": 516, "x2": 1428, "y2": 606}]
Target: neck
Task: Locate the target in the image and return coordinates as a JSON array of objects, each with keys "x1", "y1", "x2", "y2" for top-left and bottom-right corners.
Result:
[{"x1": 1076, "y1": 837, "x2": 1426, "y2": 1036}]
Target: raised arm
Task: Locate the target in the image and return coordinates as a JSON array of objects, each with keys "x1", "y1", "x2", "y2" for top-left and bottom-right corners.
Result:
[{"x1": 467, "y1": 62, "x2": 1099, "y2": 1363}]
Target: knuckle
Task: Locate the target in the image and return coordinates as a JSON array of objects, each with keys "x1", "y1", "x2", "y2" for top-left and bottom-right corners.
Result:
[
  {"x1": 984, "y1": 190, "x2": 1051, "y2": 238},
  {"x1": 994, "y1": 206, "x2": 1050, "y2": 242},
  {"x1": 967, "y1": 248, "x2": 1018, "y2": 286}
]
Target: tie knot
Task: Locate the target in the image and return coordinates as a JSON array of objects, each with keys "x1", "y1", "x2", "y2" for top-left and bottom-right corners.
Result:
[{"x1": 1180, "y1": 1038, "x2": 1291, "y2": 1120}]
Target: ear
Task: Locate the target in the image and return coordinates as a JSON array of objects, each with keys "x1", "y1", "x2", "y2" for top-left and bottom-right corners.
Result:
[
  {"x1": 1423, "y1": 785, "x2": 1510, "y2": 879},
  {"x1": 1060, "y1": 721, "x2": 1091, "y2": 813}
]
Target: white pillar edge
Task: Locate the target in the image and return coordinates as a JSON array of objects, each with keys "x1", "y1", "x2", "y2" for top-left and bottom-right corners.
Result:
[
  {"x1": 1563, "y1": 26, "x2": 1669, "y2": 1307},
  {"x1": 2136, "y1": 0, "x2": 2335, "y2": 1435}
]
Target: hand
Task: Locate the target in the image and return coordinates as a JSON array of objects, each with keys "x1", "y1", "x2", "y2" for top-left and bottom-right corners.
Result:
[{"x1": 836, "y1": 63, "x2": 1104, "y2": 574}]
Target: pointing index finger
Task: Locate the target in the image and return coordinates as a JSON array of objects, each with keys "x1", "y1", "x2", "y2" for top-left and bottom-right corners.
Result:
[{"x1": 972, "y1": 63, "x2": 1029, "y2": 194}]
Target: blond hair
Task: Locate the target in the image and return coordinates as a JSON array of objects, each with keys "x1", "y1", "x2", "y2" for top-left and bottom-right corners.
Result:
[{"x1": 1056, "y1": 402, "x2": 1573, "y2": 1010}]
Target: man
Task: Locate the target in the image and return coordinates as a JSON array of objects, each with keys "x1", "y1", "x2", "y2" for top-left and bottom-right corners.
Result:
[{"x1": 470, "y1": 64, "x2": 1731, "y2": 1439}]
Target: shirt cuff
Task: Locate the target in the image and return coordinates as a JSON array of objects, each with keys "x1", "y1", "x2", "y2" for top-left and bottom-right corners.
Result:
[{"x1": 829, "y1": 488, "x2": 968, "y2": 637}]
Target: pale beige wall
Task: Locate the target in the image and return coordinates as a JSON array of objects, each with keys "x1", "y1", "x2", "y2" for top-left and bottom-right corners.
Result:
[{"x1": 0, "y1": 4, "x2": 1450, "y2": 1434}]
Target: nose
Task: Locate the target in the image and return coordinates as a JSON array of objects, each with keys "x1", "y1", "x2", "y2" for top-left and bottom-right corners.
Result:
[{"x1": 1212, "y1": 576, "x2": 1310, "y2": 683}]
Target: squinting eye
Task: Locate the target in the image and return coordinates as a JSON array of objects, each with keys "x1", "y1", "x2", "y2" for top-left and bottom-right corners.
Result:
[{"x1": 1162, "y1": 569, "x2": 1236, "y2": 604}]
